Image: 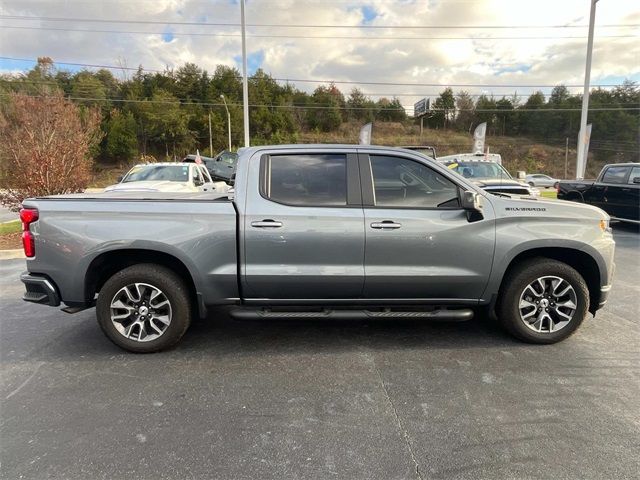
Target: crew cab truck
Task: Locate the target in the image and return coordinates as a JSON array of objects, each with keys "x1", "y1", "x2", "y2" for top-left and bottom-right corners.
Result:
[
  {"x1": 558, "y1": 162, "x2": 640, "y2": 224},
  {"x1": 20, "y1": 145, "x2": 615, "y2": 353}
]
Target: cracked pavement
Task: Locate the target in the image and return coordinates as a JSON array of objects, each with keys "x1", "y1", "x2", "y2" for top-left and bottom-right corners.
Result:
[{"x1": 1, "y1": 225, "x2": 639, "y2": 479}]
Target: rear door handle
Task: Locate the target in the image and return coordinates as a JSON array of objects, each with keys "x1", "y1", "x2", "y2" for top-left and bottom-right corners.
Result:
[
  {"x1": 370, "y1": 221, "x2": 401, "y2": 230},
  {"x1": 251, "y1": 219, "x2": 283, "y2": 228}
]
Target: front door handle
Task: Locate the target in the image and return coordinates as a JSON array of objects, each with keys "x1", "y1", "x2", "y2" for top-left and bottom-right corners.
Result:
[
  {"x1": 370, "y1": 221, "x2": 401, "y2": 230},
  {"x1": 251, "y1": 219, "x2": 283, "y2": 228}
]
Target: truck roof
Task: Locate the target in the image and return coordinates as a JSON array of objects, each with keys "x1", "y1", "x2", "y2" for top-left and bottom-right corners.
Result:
[
  {"x1": 603, "y1": 162, "x2": 640, "y2": 167},
  {"x1": 237, "y1": 144, "x2": 431, "y2": 155},
  {"x1": 131, "y1": 162, "x2": 196, "y2": 167}
]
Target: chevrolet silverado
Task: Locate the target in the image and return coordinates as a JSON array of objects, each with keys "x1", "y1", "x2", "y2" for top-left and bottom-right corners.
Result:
[{"x1": 20, "y1": 145, "x2": 615, "y2": 352}]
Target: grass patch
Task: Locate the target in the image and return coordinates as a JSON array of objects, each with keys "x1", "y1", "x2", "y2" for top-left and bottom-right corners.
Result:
[
  {"x1": 540, "y1": 190, "x2": 558, "y2": 199},
  {"x1": 0, "y1": 220, "x2": 21, "y2": 235}
]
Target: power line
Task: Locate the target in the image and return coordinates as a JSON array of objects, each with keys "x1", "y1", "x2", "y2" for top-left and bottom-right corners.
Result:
[
  {"x1": 1, "y1": 24, "x2": 637, "y2": 40},
  {"x1": 2, "y1": 93, "x2": 638, "y2": 113},
  {"x1": 6, "y1": 79, "x2": 637, "y2": 100},
  {"x1": 0, "y1": 57, "x2": 631, "y2": 89},
  {"x1": 0, "y1": 14, "x2": 637, "y2": 29}
]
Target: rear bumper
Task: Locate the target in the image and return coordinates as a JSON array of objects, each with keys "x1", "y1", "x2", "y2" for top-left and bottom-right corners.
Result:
[{"x1": 21, "y1": 272, "x2": 61, "y2": 307}]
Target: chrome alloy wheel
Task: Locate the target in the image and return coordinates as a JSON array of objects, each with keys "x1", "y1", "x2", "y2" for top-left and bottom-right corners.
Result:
[
  {"x1": 518, "y1": 276, "x2": 577, "y2": 333},
  {"x1": 110, "y1": 283, "x2": 172, "y2": 342}
]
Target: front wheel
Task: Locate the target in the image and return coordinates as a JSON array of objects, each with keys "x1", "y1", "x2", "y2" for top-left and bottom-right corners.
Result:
[
  {"x1": 497, "y1": 258, "x2": 589, "y2": 344},
  {"x1": 96, "y1": 264, "x2": 192, "y2": 353}
]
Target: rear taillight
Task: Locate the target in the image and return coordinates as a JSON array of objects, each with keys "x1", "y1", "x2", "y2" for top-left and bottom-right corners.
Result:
[{"x1": 19, "y1": 208, "x2": 39, "y2": 258}]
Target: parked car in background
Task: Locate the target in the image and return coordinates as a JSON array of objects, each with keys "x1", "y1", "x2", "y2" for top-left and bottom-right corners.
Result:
[
  {"x1": 557, "y1": 162, "x2": 640, "y2": 224},
  {"x1": 21, "y1": 144, "x2": 614, "y2": 352},
  {"x1": 438, "y1": 152, "x2": 503, "y2": 165},
  {"x1": 401, "y1": 145, "x2": 437, "y2": 159},
  {"x1": 105, "y1": 163, "x2": 228, "y2": 193},
  {"x1": 184, "y1": 150, "x2": 238, "y2": 183},
  {"x1": 441, "y1": 159, "x2": 538, "y2": 197},
  {"x1": 526, "y1": 173, "x2": 560, "y2": 189}
]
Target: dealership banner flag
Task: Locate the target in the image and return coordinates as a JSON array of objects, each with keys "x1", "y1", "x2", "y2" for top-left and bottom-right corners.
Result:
[
  {"x1": 359, "y1": 123, "x2": 372, "y2": 145},
  {"x1": 472, "y1": 122, "x2": 487, "y2": 153}
]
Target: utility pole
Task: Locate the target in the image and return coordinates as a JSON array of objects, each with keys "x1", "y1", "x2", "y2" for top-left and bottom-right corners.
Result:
[
  {"x1": 220, "y1": 94, "x2": 232, "y2": 151},
  {"x1": 564, "y1": 137, "x2": 569, "y2": 179},
  {"x1": 240, "y1": 0, "x2": 250, "y2": 147},
  {"x1": 576, "y1": 0, "x2": 598, "y2": 179},
  {"x1": 208, "y1": 112, "x2": 213, "y2": 156}
]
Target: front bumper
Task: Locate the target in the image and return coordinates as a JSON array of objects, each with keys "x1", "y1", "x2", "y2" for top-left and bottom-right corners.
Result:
[{"x1": 21, "y1": 272, "x2": 61, "y2": 306}]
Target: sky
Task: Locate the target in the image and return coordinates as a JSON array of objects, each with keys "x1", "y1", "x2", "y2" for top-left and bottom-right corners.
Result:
[{"x1": 0, "y1": 0, "x2": 638, "y2": 112}]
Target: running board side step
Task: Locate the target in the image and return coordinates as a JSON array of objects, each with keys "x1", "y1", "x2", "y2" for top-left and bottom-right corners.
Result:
[{"x1": 229, "y1": 308, "x2": 474, "y2": 322}]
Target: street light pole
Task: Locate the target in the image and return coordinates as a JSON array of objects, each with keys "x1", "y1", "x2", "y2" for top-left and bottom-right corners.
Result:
[
  {"x1": 240, "y1": 0, "x2": 250, "y2": 147},
  {"x1": 576, "y1": 0, "x2": 598, "y2": 180},
  {"x1": 220, "y1": 94, "x2": 232, "y2": 151},
  {"x1": 208, "y1": 112, "x2": 213, "y2": 156}
]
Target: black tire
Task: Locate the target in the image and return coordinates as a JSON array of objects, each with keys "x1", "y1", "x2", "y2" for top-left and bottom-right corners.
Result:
[
  {"x1": 96, "y1": 264, "x2": 192, "y2": 353},
  {"x1": 528, "y1": 181, "x2": 535, "y2": 187},
  {"x1": 497, "y1": 258, "x2": 589, "y2": 344}
]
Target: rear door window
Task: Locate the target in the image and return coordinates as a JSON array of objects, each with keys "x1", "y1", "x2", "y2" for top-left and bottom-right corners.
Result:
[
  {"x1": 601, "y1": 166, "x2": 630, "y2": 184},
  {"x1": 262, "y1": 154, "x2": 347, "y2": 206}
]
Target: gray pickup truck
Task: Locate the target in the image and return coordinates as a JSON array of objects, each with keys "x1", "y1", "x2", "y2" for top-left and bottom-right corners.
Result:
[{"x1": 20, "y1": 145, "x2": 615, "y2": 352}]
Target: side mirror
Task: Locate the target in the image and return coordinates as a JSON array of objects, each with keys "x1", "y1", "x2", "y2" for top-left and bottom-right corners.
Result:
[
  {"x1": 116, "y1": 175, "x2": 124, "y2": 183},
  {"x1": 633, "y1": 176, "x2": 640, "y2": 184},
  {"x1": 461, "y1": 190, "x2": 484, "y2": 221},
  {"x1": 229, "y1": 173, "x2": 236, "y2": 186}
]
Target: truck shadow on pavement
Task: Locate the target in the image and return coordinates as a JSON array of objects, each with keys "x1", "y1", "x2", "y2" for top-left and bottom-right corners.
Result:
[
  {"x1": 26, "y1": 309, "x2": 528, "y2": 361},
  {"x1": 182, "y1": 311, "x2": 521, "y2": 354}
]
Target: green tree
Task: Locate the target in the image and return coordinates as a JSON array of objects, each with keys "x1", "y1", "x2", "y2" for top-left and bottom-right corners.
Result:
[
  {"x1": 474, "y1": 95, "x2": 497, "y2": 132},
  {"x1": 376, "y1": 97, "x2": 406, "y2": 122},
  {"x1": 495, "y1": 97, "x2": 514, "y2": 136},
  {"x1": 104, "y1": 109, "x2": 138, "y2": 161},
  {"x1": 307, "y1": 85, "x2": 344, "y2": 132},
  {"x1": 429, "y1": 88, "x2": 455, "y2": 128},
  {"x1": 347, "y1": 88, "x2": 375, "y2": 122},
  {"x1": 455, "y1": 91, "x2": 475, "y2": 132},
  {"x1": 71, "y1": 71, "x2": 108, "y2": 109},
  {"x1": 519, "y1": 91, "x2": 546, "y2": 136},
  {"x1": 139, "y1": 89, "x2": 193, "y2": 159}
]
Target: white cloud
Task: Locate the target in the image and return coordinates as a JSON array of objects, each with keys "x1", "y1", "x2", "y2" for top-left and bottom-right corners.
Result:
[{"x1": 0, "y1": 0, "x2": 638, "y2": 108}]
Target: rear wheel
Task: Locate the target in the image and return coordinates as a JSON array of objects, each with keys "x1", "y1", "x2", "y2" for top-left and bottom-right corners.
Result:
[
  {"x1": 96, "y1": 264, "x2": 192, "y2": 353},
  {"x1": 497, "y1": 258, "x2": 589, "y2": 344}
]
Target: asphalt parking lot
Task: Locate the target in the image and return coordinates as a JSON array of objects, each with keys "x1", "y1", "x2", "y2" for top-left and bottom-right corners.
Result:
[{"x1": 1, "y1": 226, "x2": 638, "y2": 480}]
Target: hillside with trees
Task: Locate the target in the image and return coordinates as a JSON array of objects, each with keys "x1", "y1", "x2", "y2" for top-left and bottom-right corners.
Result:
[{"x1": 1, "y1": 57, "x2": 638, "y2": 184}]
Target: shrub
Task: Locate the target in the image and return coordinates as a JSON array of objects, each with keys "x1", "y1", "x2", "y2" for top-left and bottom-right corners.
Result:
[{"x1": 0, "y1": 92, "x2": 103, "y2": 210}]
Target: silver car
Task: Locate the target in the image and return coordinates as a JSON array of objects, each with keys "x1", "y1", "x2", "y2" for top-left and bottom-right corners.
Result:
[{"x1": 526, "y1": 174, "x2": 560, "y2": 189}]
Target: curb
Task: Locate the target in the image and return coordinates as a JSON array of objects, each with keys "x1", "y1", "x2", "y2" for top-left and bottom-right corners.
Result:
[{"x1": 0, "y1": 249, "x2": 24, "y2": 260}]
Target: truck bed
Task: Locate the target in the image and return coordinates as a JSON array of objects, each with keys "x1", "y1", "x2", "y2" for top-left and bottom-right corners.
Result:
[{"x1": 22, "y1": 192, "x2": 239, "y2": 307}]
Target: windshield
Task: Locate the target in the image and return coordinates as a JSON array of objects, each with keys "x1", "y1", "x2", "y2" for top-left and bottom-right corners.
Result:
[
  {"x1": 448, "y1": 161, "x2": 512, "y2": 180},
  {"x1": 216, "y1": 152, "x2": 238, "y2": 165},
  {"x1": 122, "y1": 165, "x2": 190, "y2": 183}
]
